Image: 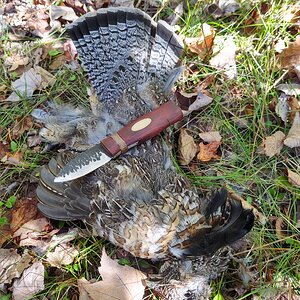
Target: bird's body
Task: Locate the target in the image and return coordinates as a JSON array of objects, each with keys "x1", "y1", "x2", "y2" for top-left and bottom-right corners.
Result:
[{"x1": 33, "y1": 7, "x2": 254, "y2": 299}]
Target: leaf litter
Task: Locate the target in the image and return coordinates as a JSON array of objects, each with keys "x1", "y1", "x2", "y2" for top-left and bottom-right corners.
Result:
[
  {"x1": 1, "y1": 1, "x2": 300, "y2": 299},
  {"x1": 78, "y1": 249, "x2": 146, "y2": 300}
]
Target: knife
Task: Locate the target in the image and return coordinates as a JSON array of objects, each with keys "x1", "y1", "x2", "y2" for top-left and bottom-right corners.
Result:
[{"x1": 54, "y1": 101, "x2": 184, "y2": 182}]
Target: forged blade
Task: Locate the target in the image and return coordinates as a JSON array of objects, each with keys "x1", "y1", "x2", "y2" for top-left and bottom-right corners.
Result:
[{"x1": 54, "y1": 144, "x2": 112, "y2": 182}]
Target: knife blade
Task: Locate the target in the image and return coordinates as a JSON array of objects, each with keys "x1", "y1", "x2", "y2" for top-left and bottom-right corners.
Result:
[{"x1": 54, "y1": 101, "x2": 184, "y2": 182}]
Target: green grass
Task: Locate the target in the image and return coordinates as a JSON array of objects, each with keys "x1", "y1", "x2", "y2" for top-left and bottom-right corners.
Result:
[{"x1": 0, "y1": 0, "x2": 300, "y2": 299}]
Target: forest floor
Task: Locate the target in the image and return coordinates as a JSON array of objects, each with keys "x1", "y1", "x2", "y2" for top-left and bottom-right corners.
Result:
[{"x1": 0, "y1": 0, "x2": 299, "y2": 299}]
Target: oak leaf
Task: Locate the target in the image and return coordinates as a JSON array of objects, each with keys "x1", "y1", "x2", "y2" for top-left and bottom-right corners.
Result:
[
  {"x1": 78, "y1": 249, "x2": 146, "y2": 300},
  {"x1": 197, "y1": 141, "x2": 221, "y2": 162}
]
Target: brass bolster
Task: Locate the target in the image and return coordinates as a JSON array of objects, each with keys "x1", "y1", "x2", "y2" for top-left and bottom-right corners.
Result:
[{"x1": 111, "y1": 133, "x2": 128, "y2": 153}]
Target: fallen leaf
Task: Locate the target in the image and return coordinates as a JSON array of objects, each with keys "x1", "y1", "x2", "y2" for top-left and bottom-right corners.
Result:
[
  {"x1": 64, "y1": 40, "x2": 77, "y2": 61},
  {"x1": 46, "y1": 244, "x2": 79, "y2": 267},
  {"x1": 277, "y1": 34, "x2": 300, "y2": 70},
  {"x1": 275, "y1": 93, "x2": 289, "y2": 123},
  {"x1": 4, "y1": 56, "x2": 30, "y2": 71},
  {"x1": 287, "y1": 169, "x2": 300, "y2": 187},
  {"x1": 287, "y1": 96, "x2": 300, "y2": 122},
  {"x1": 49, "y1": 55, "x2": 67, "y2": 69},
  {"x1": 10, "y1": 115, "x2": 34, "y2": 140},
  {"x1": 207, "y1": 0, "x2": 240, "y2": 18},
  {"x1": 244, "y1": 8, "x2": 260, "y2": 35},
  {"x1": 110, "y1": 0, "x2": 134, "y2": 8},
  {"x1": 197, "y1": 74, "x2": 216, "y2": 91},
  {"x1": 199, "y1": 131, "x2": 222, "y2": 143},
  {"x1": 188, "y1": 92, "x2": 214, "y2": 113},
  {"x1": 78, "y1": 249, "x2": 146, "y2": 300},
  {"x1": 284, "y1": 112, "x2": 300, "y2": 148},
  {"x1": 275, "y1": 217, "x2": 285, "y2": 239},
  {"x1": 178, "y1": 129, "x2": 198, "y2": 165},
  {"x1": 276, "y1": 83, "x2": 300, "y2": 96},
  {"x1": 0, "y1": 249, "x2": 32, "y2": 284},
  {"x1": 1, "y1": 151, "x2": 29, "y2": 167},
  {"x1": 210, "y1": 36, "x2": 237, "y2": 79},
  {"x1": 185, "y1": 24, "x2": 215, "y2": 60},
  {"x1": 12, "y1": 262, "x2": 44, "y2": 300},
  {"x1": 13, "y1": 217, "x2": 55, "y2": 246},
  {"x1": 197, "y1": 141, "x2": 221, "y2": 162},
  {"x1": 5, "y1": 67, "x2": 55, "y2": 102},
  {"x1": 260, "y1": 131, "x2": 285, "y2": 157},
  {"x1": 10, "y1": 197, "x2": 42, "y2": 232},
  {"x1": 50, "y1": 5, "x2": 78, "y2": 22}
]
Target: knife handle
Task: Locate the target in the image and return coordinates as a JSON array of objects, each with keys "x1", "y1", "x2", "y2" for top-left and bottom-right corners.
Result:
[{"x1": 101, "y1": 101, "x2": 183, "y2": 157}]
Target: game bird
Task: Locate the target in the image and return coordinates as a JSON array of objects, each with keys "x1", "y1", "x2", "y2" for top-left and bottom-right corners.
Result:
[{"x1": 33, "y1": 7, "x2": 254, "y2": 299}]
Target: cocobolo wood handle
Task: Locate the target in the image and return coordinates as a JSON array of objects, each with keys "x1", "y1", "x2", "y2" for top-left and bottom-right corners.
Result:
[{"x1": 101, "y1": 101, "x2": 183, "y2": 157}]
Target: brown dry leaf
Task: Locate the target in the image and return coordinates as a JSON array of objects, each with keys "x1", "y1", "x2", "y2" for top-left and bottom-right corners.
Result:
[
  {"x1": 284, "y1": 112, "x2": 300, "y2": 148},
  {"x1": 185, "y1": 24, "x2": 215, "y2": 60},
  {"x1": 244, "y1": 8, "x2": 260, "y2": 35},
  {"x1": 287, "y1": 169, "x2": 300, "y2": 187},
  {"x1": 78, "y1": 249, "x2": 146, "y2": 300},
  {"x1": 275, "y1": 217, "x2": 285, "y2": 239},
  {"x1": 12, "y1": 262, "x2": 45, "y2": 300},
  {"x1": 210, "y1": 36, "x2": 237, "y2": 79},
  {"x1": 260, "y1": 131, "x2": 286, "y2": 157},
  {"x1": 197, "y1": 141, "x2": 221, "y2": 162},
  {"x1": 49, "y1": 55, "x2": 67, "y2": 70},
  {"x1": 10, "y1": 197, "x2": 42, "y2": 232},
  {"x1": 64, "y1": 40, "x2": 78, "y2": 61},
  {"x1": 46, "y1": 244, "x2": 79, "y2": 267},
  {"x1": 5, "y1": 67, "x2": 55, "y2": 102},
  {"x1": 199, "y1": 131, "x2": 222, "y2": 143},
  {"x1": 13, "y1": 217, "x2": 57, "y2": 247},
  {"x1": 0, "y1": 249, "x2": 32, "y2": 284},
  {"x1": 197, "y1": 74, "x2": 216, "y2": 91},
  {"x1": 1, "y1": 151, "x2": 28, "y2": 167},
  {"x1": 4, "y1": 56, "x2": 30, "y2": 72},
  {"x1": 178, "y1": 129, "x2": 198, "y2": 165},
  {"x1": 10, "y1": 115, "x2": 34, "y2": 140},
  {"x1": 278, "y1": 35, "x2": 300, "y2": 69},
  {"x1": 175, "y1": 90, "x2": 197, "y2": 111}
]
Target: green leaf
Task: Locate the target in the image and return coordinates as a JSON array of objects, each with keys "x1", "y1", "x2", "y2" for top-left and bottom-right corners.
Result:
[
  {"x1": 10, "y1": 140, "x2": 18, "y2": 152},
  {"x1": 69, "y1": 74, "x2": 77, "y2": 81},
  {"x1": 0, "y1": 217, "x2": 8, "y2": 226},
  {"x1": 48, "y1": 49, "x2": 62, "y2": 57},
  {"x1": 137, "y1": 259, "x2": 151, "y2": 269},
  {"x1": 5, "y1": 195, "x2": 16, "y2": 209},
  {"x1": 0, "y1": 294, "x2": 11, "y2": 300},
  {"x1": 73, "y1": 263, "x2": 79, "y2": 271},
  {"x1": 213, "y1": 292, "x2": 224, "y2": 300},
  {"x1": 118, "y1": 258, "x2": 131, "y2": 266},
  {"x1": 10, "y1": 72, "x2": 18, "y2": 80}
]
